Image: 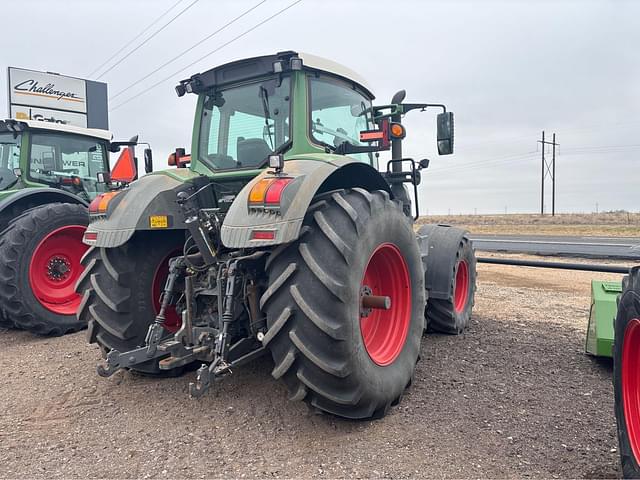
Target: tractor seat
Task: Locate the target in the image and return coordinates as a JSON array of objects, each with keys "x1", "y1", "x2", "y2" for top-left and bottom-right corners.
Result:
[{"x1": 237, "y1": 138, "x2": 272, "y2": 168}]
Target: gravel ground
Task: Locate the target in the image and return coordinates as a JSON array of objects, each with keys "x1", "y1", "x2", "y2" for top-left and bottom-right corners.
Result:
[{"x1": 0, "y1": 258, "x2": 625, "y2": 479}]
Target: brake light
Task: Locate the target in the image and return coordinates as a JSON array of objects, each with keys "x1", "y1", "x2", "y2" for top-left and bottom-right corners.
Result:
[
  {"x1": 265, "y1": 178, "x2": 292, "y2": 205},
  {"x1": 248, "y1": 177, "x2": 293, "y2": 207},
  {"x1": 251, "y1": 230, "x2": 276, "y2": 240},
  {"x1": 89, "y1": 191, "x2": 120, "y2": 214}
]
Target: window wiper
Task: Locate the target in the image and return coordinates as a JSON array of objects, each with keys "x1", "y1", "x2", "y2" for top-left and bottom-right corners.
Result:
[{"x1": 259, "y1": 86, "x2": 274, "y2": 150}]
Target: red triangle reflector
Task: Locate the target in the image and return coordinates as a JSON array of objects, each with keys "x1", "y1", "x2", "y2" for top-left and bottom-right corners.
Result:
[{"x1": 111, "y1": 146, "x2": 137, "y2": 183}]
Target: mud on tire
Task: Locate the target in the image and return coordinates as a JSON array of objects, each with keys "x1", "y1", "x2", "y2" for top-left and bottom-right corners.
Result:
[
  {"x1": 261, "y1": 189, "x2": 425, "y2": 420},
  {"x1": 0, "y1": 203, "x2": 89, "y2": 336},
  {"x1": 614, "y1": 266, "x2": 640, "y2": 479},
  {"x1": 76, "y1": 231, "x2": 184, "y2": 374}
]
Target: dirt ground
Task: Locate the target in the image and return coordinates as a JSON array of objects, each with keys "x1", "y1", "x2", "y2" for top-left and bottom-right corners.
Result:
[
  {"x1": 418, "y1": 212, "x2": 640, "y2": 237},
  {"x1": 0, "y1": 256, "x2": 626, "y2": 479}
]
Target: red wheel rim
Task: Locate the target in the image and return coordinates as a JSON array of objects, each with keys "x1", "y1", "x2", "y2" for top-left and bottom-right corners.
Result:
[
  {"x1": 453, "y1": 260, "x2": 469, "y2": 313},
  {"x1": 360, "y1": 243, "x2": 412, "y2": 366},
  {"x1": 622, "y1": 318, "x2": 640, "y2": 463},
  {"x1": 151, "y1": 250, "x2": 182, "y2": 333},
  {"x1": 28, "y1": 225, "x2": 89, "y2": 315}
]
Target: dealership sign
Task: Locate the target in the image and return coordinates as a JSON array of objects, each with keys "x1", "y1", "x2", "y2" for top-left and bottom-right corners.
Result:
[{"x1": 7, "y1": 67, "x2": 109, "y2": 129}]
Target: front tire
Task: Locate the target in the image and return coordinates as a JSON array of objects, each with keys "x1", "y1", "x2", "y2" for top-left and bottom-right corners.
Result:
[
  {"x1": 76, "y1": 231, "x2": 184, "y2": 374},
  {"x1": 0, "y1": 203, "x2": 89, "y2": 336},
  {"x1": 262, "y1": 189, "x2": 424, "y2": 419},
  {"x1": 614, "y1": 267, "x2": 640, "y2": 478}
]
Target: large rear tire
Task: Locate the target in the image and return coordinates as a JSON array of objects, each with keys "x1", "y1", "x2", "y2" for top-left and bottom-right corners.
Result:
[
  {"x1": 614, "y1": 267, "x2": 640, "y2": 479},
  {"x1": 262, "y1": 189, "x2": 424, "y2": 419},
  {"x1": 75, "y1": 231, "x2": 184, "y2": 374},
  {"x1": 0, "y1": 203, "x2": 89, "y2": 335}
]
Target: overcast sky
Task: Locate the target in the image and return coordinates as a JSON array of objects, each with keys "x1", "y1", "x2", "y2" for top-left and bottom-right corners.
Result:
[{"x1": 2, "y1": 0, "x2": 638, "y2": 214}]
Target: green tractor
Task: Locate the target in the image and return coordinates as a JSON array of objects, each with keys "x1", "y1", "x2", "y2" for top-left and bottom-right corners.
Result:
[
  {"x1": 0, "y1": 119, "x2": 142, "y2": 335},
  {"x1": 77, "y1": 51, "x2": 477, "y2": 419}
]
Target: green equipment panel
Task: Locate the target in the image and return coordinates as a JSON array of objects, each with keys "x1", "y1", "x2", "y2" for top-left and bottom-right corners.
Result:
[{"x1": 586, "y1": 280, "x2": 622, "y2": 357}]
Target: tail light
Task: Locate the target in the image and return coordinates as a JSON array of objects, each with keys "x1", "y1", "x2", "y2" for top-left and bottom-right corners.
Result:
[
  {"x1": 248, "y1": 177, "x2": 293, "y2": 208},
  {"x1": 89, "y1": 191, "x2": 120, "y2": 214}
]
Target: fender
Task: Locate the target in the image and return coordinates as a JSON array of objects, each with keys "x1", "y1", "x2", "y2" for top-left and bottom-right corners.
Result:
[
  {"x1": 0, "y1": 188, "x2": 88, "y2": 231},
  {"x1": 417, "y1": 224, "x2": 468, "y2": 300},
  {"x1": 221, "y1": 155, "x2": 392, "y2": 248},
  {"x1": 85, "y1": 171, "x2": 199, "y2": 248}
]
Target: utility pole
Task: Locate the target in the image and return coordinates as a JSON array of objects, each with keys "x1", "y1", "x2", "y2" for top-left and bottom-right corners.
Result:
[
  {"x1": 538, "y1": 131, "x2": 559, "y2": 216},
  {"x1": 552, "y1": 133, "x2": 556, "y2": 216},
  {"x1": 541, "y1": 131, "x2": 545, "y2": 215}
]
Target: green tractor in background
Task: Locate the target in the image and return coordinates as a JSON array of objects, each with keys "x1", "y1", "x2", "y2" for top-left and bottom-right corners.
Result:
[
  {"x1": 0, "y1": 119, "x2": 142, "y2": 335},
  {"x1": 76, "y1": 51, "x2": 477, "y2": 419}
]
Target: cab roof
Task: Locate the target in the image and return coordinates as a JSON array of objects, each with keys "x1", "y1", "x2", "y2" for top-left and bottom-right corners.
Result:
[
  {"x1": 0, "y1": 119, "x2": 113, "y2": 141},
  {"x1": 178, "y1": 50, "x2": 375, "y2": 99}
]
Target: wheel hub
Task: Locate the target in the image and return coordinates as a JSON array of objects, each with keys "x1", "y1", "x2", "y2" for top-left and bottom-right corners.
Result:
[
  {"x1": 28, "y1": 225, "x2": 89, "y2": 315},
  {"x1": 359, "y1": 243, "x2": 412, "y2": 367},
  {"x1": 46, "y1": 256, "x2": 72, "y2": 281}
]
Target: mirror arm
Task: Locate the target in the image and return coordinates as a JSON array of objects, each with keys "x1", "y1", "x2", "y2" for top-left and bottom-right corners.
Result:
[{"x1": 401, "y1": 103, "x2": 447, "y2": 114}]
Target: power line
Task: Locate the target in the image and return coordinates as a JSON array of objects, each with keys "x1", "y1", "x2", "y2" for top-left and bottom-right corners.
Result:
[
  {"x1": 426, "y1": 150, "x2": 538, "y2": 176},
  {"x1": 87, "y1": 0, "x2": 185, "y2": 78},
  {"x1": 110, "y1": 0, "x2": 267, "y2": 101},
  {"x1": 97, "y1": 0, "x2": 201, "y2": 80},
  {"x1": 427, "y1": 154, "x2": 537, "y2": 177},
  {"x1": 110, "y1": 0, "x2": 303, "y2": 112}
]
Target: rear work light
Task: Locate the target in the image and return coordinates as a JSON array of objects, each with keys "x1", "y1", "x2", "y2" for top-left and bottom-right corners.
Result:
[
  {"x1": 248, "y1": 177, "x2": 293, "y2": 208},
  {"x1": 88, "y1": 191, "x2": 120, "y2": 214}
]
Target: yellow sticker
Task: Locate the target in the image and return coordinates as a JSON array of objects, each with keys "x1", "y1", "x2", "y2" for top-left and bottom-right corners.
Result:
[{"x1": 149, "y1": 215, "x2": 168, "y2": 228}]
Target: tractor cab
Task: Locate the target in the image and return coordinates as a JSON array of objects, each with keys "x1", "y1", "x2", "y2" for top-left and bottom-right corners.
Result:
[
  {"x1": 175, "y1": 51, "x2": 383, "y2": 177},
  {"x1": 0, "y1": 119, "x2": 115, "y2": 201},
  {"x1": 0, "y1": 119, "x2": 145, "y2": 204},
  {"x1": 173, "y1": 51, "x2": 454, "y2": 218}
]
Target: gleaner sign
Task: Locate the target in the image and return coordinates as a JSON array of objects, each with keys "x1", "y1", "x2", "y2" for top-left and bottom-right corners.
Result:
[{"x1": 7, "y1": 67, "x2": 108, "y2": 129}]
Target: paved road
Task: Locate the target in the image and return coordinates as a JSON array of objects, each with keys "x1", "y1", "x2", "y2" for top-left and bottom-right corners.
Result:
[{"x1": 470, "y1": 234, "x2": 640, "y2": 260}]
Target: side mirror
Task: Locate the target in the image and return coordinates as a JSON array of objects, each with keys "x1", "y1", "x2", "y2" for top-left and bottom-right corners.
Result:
[
  {"x1": 109, "y1": 135, "x2": 140, "y2": 153},
  {"x1": 391, "y1": 90, "x2": 406, "y2": 104},
  {"x1": 418, "y1": 159, "x2": 430, "y2": 169},
  {"x1": 437, "y1": 111, "x2": 454, "y2": 155},
  {"x1": 144, "y1": 148, "x2": 153, "y2": 174}
]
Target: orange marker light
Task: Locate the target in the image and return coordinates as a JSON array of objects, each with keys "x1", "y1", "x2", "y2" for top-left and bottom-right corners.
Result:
[
  {"x1": 89, "y1": 191, "x2": 120, "y2": 214},
  {"x1": 390, "y1": 123, "x2": 406, "y2": 139},
  {"x1": 248, "y1": 178, "x2": 274, "y2": 204}
]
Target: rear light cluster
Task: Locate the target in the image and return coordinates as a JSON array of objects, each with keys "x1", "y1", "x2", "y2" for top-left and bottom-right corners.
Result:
[
  {"x1": 248, "y1": 177, "x2": 292, "y2": 209},
  {"x1": 88, "y1": 191, "x2": 120, "y2": 214}
]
